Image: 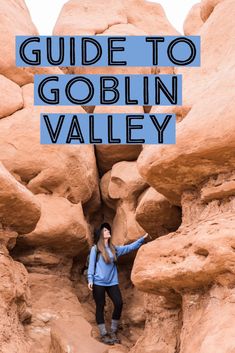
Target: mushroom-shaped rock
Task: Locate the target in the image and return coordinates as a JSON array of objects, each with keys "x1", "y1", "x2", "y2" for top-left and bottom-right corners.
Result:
[
  {"x1": 0, "y1": 101, "x2": 100, "y2": 205},
  {"x1": 136, "y1": 187, "x2": 181, "y2": 237},
  {"x1": 17, "y1": 194, "x2": 89, "y2": 256},
  {"x1": 132, "y1": 197, "x2": 235, "y2": 294},
  {"x1": 0, "y1": 162, "x2": 41, "y2": 234},
  {"x1": 137, "y1": 70, "x2": 235, "y2": 205}
]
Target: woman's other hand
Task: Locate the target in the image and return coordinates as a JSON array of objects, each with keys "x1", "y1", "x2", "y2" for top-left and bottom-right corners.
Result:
[{"x1": 88, "y1": 283, "x2": 93, "y2": 291}]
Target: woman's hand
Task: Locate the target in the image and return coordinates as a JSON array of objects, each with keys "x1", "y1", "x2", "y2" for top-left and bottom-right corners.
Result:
[
  {"x1": 88, "y1": 283, "x2": 93, "y2": 291},
  {"x1": 143, "y1": 233, "x2": 152, "y2": 240}
]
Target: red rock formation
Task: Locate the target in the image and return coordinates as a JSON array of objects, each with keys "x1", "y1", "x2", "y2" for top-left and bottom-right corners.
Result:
[
  {"x1": 130, "y1": 2, "x2": 235, "y2": 352},
  {"x1": 0, "y1": 0, "x2": 234, "y2": 353},
  {"x1": 183, "y1": 3, "x2": 204, "y2": 35}
]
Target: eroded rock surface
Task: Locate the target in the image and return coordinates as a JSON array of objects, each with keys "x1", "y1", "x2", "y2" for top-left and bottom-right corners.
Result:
[{"x1": 0, "y1": 1, "x2": 234, "y2": 353}]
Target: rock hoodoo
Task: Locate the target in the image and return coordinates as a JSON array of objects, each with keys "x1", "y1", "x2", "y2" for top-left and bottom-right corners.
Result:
[{"x1": 0, "y1": 0, "x2": 234, "y2": 352}]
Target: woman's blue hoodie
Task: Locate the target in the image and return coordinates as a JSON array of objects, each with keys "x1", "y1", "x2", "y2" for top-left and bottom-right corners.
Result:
[{"x1": 87, "y1": 236, "x2": 145, "y2": 286}]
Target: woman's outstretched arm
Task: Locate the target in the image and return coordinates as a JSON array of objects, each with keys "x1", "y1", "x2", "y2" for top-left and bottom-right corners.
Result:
[{"x1": 115, "y1": 234, "x2": 148, "y2": 257}]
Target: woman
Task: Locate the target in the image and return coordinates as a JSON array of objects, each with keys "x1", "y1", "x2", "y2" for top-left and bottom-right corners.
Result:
[{"x1": 87, "y1": 222, "x2": 149, "y2": 345}]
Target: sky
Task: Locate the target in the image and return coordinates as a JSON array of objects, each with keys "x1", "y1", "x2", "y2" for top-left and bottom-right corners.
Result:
[{"x1": 25, "y1": 0, "x2": 198, "y2": 35}]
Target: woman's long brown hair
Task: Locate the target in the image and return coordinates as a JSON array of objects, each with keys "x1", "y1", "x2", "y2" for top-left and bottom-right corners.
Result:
[{"x1": 97, "y1": 228, "x2": 117, "y2": 263}]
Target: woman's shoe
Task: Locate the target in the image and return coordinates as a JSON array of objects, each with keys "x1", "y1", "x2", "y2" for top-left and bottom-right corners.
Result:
[
  {"x1": 100, "y1": 333, "x2": 114, "y2": 345},
  {"x1": 109, "y1": 331, "x2": 121, "y2": 344}
]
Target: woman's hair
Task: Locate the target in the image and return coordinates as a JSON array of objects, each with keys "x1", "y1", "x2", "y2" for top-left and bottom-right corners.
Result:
[{"x1": 97, "y1": 223, "x2": 117, "y2": 263}]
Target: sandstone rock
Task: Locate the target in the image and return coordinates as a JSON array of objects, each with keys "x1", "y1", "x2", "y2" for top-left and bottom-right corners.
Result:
[
  {"x1": 0, "y1": 75, "x2": 23, "y2": 119},
  {"x1": 126, "y1": 1, "x2": 179, "y2": 35},
  {"x1": 108, "y1": 161, "x2": 148, "y2": 244},
  {"x1": 109, "y1": 161, "x2": 148, "y2": 201},
  {"x1": 0, "y1": 102, "x2": 100, "y2": 206},
  {"x1": 201, "y1": 180, "x2": 235, "y2": 202},
  {"x1": 130, "y1": 293, "x2": 181, "y2": 353},
  {"x1": 136, "y1": 187, "x2": 181, "y2": 237},
  {"x1": 183, "y1": 3, "x2": 204, "y2": 35},
  {"x1": 13, "y1": 248, "x2": 73, "y2": 276},
  {"x1": 179, "y1": 286, "x2": 235, "y2": 353},
  {"x1": 0, "y1": 248, "x2": 31, "y2": 353},
  {"x1": 0, "y1": 162, "x2": 41, "y2": 234},
  {"x1": 96, "y1": 145, "x2": 142, "y2": 175},
  {"x1": 200, "y1": 0, "x2": 227, "y2": 21},
  {"x1": 94, "y1": 106, "x2": 143, "y2": 174},
  {"x1": 54, "y1": 0, "x2": 179, "y2": 38},
  {"x1": 0, "y1": 226, "x2": 18, "y2": 250},
  {"x1": 137, "y1": 70, "x2": 235, "y2": 205},
  {"x1": 0, "y1": 0, "x2": 63, "y2": 85},
  {"x1": 124, "y1": 287, "x2": 145, "y2": 325},
  {"x1": 22, "y1": 272, "x2": 108, "y2": 353},
  {"x1": 175, "y1": 0, "x2": 235, "y2": 109},
  {"x1": 53, "y1": 0, "x2": 127, "y2": 36},
  {"x1": 112, "y1": 201, "x2": 145, "y2": 244},
  {"x1": 132, "y1": 190, "x2": 235, "y2": 294},
  {"x1": 50, "y1": 318, "x2": 107, "y2": 353},
  {"x1": 17, "y1": 194, "x2": 89, "y2": 256},
  {"x1": 150, "y1": 105, "x2": 191, "y2": 123},
  {"x1": 100, "y1": 170, "x2": 117, "y2": 211},
  {"x1": 108, "y1": 348, "x2": 129, "y2": 353},
  {"x1": 0, "y1": 0, "x2": 37, "y2": 85}
]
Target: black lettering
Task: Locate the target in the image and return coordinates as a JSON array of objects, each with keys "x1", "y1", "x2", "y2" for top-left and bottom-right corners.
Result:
[
  {"x1": 19, "y1": 37, "x2": 41, "y2": 65},
  {"x1": 70, "y1": 37, "x2": 76, "y2": 66},
  {"x1": 66, "y1": 115, "x2": 84, "y2": 143},
  {"x1": 108, "y1": 115, "x2": 121, "y2": 143},
  {"x1": 100, "y1": 77, "x2": 120, "y2": 104},
  {"x1": 82, "y1": 38, "x2": 102, "y2": 65},
  {"x1": 126, "y1": 115, "x2": 145, "y2": 144},
  {"x1": 89, "y1": 115, "x2": 102, "y2": 143},
  {"x1": 38, "y1": 76, "x2": 60, "y2": 104},
  {"x1": 66, "y1": 77, "x2": 94, "y2": 105},
  {"x1": 168, "y1": 38, "x2": 196, "y2": 66},
  {"x1": 108, "y1": 37, "x2": 127, "y2": 66},
  {"x1": 150, "y1": 114, "x2": 172, "y2": 143},
  {"x1": 46, "y1": 37, "x2": 64, "y2": 65},
  {"x1": 43, "y1": 114, "x2": 64, "y2": 143},
  {"x1": 145, "y1": 37, "x2": 165, "y2": 65},
  {"x1": 155, "y1": 76, "x2": 178, "y2": 105},
  {"x1": 125, "y1": 77, "x2": 138, "y2": 105},
  {"x1": 143, "y1": 76, "x2": 149, "y2": 105}
]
